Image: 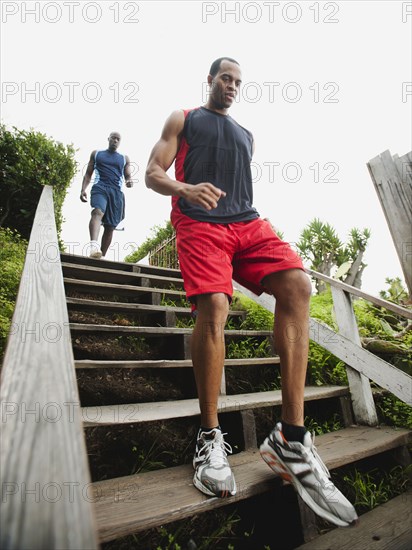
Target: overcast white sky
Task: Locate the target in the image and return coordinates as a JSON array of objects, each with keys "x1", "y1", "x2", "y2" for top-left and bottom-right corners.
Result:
[{"x1": 1, "y1": 0, "x2": 411, "y2": 295}]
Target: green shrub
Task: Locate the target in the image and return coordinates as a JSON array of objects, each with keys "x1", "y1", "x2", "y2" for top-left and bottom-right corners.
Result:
[
  {"x1": 233, "y1": 292, "x2": 274, "y2": 331},
  {"x1": 0, "y1": 228, "x2": 27, "y2": 359},
  {"x1": 0, "y1": 124, "x2": 77, "y2": 243},
  {"x1": 124, "y1": 221, "x2": 174, "y2": 264},
  {"x1": 375, "y1": 393, "x2": 412, "y2": 429}
]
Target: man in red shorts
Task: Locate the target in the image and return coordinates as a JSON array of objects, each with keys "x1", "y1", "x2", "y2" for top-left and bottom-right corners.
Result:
[{"x1": 145, "y1": 58, "x2": 357, "y2": 527}]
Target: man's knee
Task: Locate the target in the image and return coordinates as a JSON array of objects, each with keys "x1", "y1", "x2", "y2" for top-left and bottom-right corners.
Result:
[
  {"x1": 91, "y1": 207, "x2": 104, "y2": 218},
  {"x1": 265, "y1": 269, "x2": 312, "y2": 305},
  {"x1": 195, "y1": 293, "x2": 230, "y2": 321}
]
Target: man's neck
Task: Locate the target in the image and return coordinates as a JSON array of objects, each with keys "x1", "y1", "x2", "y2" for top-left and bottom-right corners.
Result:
[{"x1": 204, "y1": 102, "x2": 229, "y2": 116}]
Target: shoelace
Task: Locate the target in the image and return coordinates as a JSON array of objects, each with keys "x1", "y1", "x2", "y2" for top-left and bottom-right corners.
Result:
[{"x1": 195, "y1": 432, "x2": 233, "y2": 468}]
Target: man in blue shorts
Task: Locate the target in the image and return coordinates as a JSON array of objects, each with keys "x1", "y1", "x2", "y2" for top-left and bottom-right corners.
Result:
[
  {"x1": 80, "y1": 131, "x2": 133, "y2": 259},
  {"x1": 145, "y1": 57, "x2": 358, "y2": 527}
]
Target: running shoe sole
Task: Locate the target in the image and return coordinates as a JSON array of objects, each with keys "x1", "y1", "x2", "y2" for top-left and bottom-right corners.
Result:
[{"x1": 193, "y1": 472, "x2": 237, "y2": 498}]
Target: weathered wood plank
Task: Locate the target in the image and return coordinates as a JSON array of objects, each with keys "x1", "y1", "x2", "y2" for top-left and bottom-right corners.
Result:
[
  {"x1": 74, "y1": 357, "x2": 281, "y2": 369},
  {"x1": 394, "y1": 153, "x2": 412, "y2": 188},
  {"x1": 64, "y1": 277, "x2": 186, "y2": 299},
  {"x1": 92, "y1": 427, "x2": 411, "y2": 542},
  {"x1": 305, "y1": 269, "x2": 412, "y2": 319},
  {"x1": 60, "y1": 252, "x2": 181, "y2": 278},
  {"x1": 0, "y1": 187, "x2": 98, "y2": 549},
  {"x1": 66, "y1": 297, "x2": 245, "y2": 319},
  {"x1": 309, "y1": 319, "x2": 412, "y2": 405},
  {"x1": 62, "y1": 262, "x2": 185, "y2": 289},
  {"x1": 81, "y1": 386, "x2": 348, "y2": 427},
  {"x1": 367, "y1": 150, "x2": 412, "y2": 294},
  {"x1": 235, "y1": 288, "x2": 412, "y2": 405},
  {"x1": 69, "y1": 323, "x2": 272, "y2": 337},
  {"x1": 297, "y1": 490, "x2": 412, "y2": 549},
  {"x1": 331, "y1": 287, "x2": 378, "y2": 425}
]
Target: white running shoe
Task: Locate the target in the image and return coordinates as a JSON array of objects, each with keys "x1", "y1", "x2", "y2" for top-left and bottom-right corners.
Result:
[
  {"x1": 193, "y1": 428, "x2": 237, "y2": 498},
  {"x1": 89, "y1": 241, "x2": 102, "y2": 259},
  {"x1": 260, "y1": 422, "x2": 358, "y2": 527}
]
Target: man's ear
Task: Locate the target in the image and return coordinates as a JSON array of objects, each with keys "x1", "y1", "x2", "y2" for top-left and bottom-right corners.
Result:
[{"x1": 207, "y1": 74, "x2": 213, "y2": 86}]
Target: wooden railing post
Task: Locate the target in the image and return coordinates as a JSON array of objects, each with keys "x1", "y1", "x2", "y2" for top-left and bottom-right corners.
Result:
[
  {"x1": 0, "y1": 186, "x2": 99, "y2": 549},
  {"x1": 367, "y1": 150, "x2": 412, "y2": 296},
  {"x1": 331, "y1": 287, "x2": 378, "y2": 426}
]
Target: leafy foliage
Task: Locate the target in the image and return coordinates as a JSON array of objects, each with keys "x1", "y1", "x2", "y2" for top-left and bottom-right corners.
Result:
[
  {"x1": 226, "y1": 338, "x2": 272, "y2": 359},
  {"x1": 298, "y1": 218, "x2": 343, "y2": 273},
  {"x1": 233, "y1": 292, "x2": 274, "y2": 331},
  {"x1": 343, "y1": 465, "x2": 411, "y2": 513},
  {"x1": 297, "y1": 218, "x2": 371, "y2": 292},
  {"x1": 379, "y1": 277, "x2": 410, "y2": 304},
  {"x1": 0, "y1": 228, "x2": 27, "y2": 359},
  {"x1": 0, "y1": 124, "x2": 77, "y2": 242},
  {"x1": 124, "y1": 221, "x2": 175, "y2": 264},
  {"x1": 305, "y1": 413, "x2": 343, "y2": 435},
  {"x1": 355, "y1": 278, "x2": 412, "y2": 372},
  {"x1": 375, "y1": 393, "x2": 412, "y2": 429},
  {"x1": 307, "y1": 290, "x2": 348, "y2": 385}
]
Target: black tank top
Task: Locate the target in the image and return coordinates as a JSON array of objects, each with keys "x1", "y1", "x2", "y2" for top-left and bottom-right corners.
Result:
[{"x1": 173, "y1": 107, "x2": 259, "y2": 223}]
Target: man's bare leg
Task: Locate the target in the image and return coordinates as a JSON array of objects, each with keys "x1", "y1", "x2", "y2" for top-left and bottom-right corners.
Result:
[
  {"x1": 191, "y1": 293, "x2": 229, "y2": 428},
  {"x1": 191, "y1": 292, "x2": 237, "y2": 498},
  {"x1": 89, "y1": 208, "x2": 104, "y2": 242},
  {"x1": 101, "y1": 226, "x2": 114, "y2": 257},
  {"x1": 260, "y1": 269, "x2": 358, "y2": 526},
  {"x1": 263, "y1": 269, "x2": 312, "y2": 427}
]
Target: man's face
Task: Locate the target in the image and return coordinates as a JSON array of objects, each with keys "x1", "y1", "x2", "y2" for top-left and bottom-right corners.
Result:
[
  {"x1": 108, "y1": 133, "x2": 121, "y2": 151},
  {"x1": 208, "y1": 60, "x2": 242, "y2": 110}
]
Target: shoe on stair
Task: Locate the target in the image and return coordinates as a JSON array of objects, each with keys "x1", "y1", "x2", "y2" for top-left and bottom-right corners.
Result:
[
  {"x1": 260, "y1": 422, "x2": 358, "y2": 527},
  {"x1": 193, "y1": 428, "x2": 237, "y2": 498}
]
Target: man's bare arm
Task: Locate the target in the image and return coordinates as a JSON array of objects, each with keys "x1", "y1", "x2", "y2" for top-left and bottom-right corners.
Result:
[
  {"x1": 124, "y1": 155, "x2": 133, "y2": 188},
  {"x1": 145, "y1": 110, "x2": 226, "y2": 211},
  {"x1": 80, "y1": 151, "x2": 96, "y2": 202}
]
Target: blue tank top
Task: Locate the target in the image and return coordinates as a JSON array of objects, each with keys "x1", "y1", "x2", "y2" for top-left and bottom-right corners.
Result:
[
  {"x1": 93, "y1": 150, "x2": 126, "y2": 189},
  {"x1": 174, "y1": 107, "x2": 259, "y2": 223}
]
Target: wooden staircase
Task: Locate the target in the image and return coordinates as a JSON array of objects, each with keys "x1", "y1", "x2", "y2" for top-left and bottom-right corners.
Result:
[
  {"x1": 62, "y1": 252, "x2": 411, "y2": 547},
  {"x1": 1, "y1": 187, "x2": 410, "y2": 549}
]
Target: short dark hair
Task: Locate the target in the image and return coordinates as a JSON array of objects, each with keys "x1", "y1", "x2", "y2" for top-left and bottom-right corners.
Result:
[{"x1": 209, "y1": 57, "x2": 240, "y2": 77}]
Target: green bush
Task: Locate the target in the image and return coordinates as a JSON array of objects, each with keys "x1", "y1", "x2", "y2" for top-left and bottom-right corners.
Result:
[
  {"x1": 0, "y1": 228, "x2": 27, "y2": 359},
  {"x1": 307, "y1": 291, "x2": 348, "y2": 385},
  {"x1": 0, "y1": 124, "x2": 77, "y2": 242},
  {"x1": 233, "y1": 292, "x2": 274, "y2": 331},
  {"x1": 375, "y1": 393, "x2": 412, "y2": 429},
  {"x1": 124, "y1": 221, "x2": 175, "y2": 264}
]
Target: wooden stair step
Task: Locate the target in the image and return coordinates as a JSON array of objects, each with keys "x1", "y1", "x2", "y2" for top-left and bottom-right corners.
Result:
[
  {"x1": 75, "y1": 357, "x2": 281, "y2": 369},
  {"x1": 81, "y1": 386, "x2": 348, "y2": 427},
  {"x1": 297, "y1": 489, "x2": 412, "y2": 550},
  {"x1": 64, "y1": 278, "x2": 186, "y2": 302},
  {"x1": 60, "y1": 252, "x2": 181, "y2": 278},
  {"x1": 66, "y1": 297, "x2": 245, "y2": 320},
  {"x1": 92, "y1": 426, "x2": 412, "y2": 543},
  {"x1": 70, "y1": 323, "x2": 271, "y2": 336},
  {"x1": 62, "y1": 262, "x2": 184, "y2": 289}
]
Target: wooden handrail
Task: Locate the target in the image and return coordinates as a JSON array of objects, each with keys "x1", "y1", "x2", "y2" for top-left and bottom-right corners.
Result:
[
  {"x1": 0, "y1": 187, "x2": 98, "y2": 549},
  {"x1": 305, "y1": 268, "x2": 412, "y2": 319}
]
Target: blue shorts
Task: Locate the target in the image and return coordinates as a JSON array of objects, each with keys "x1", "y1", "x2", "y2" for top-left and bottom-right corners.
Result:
[{"x1": 90, "y1": 183, "x2": 125, "y2": 228}]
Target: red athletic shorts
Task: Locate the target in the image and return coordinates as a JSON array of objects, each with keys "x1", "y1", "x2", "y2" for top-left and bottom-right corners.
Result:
[{"x1": 171, "y1": 207, "x2": 304, "y2": 303}]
